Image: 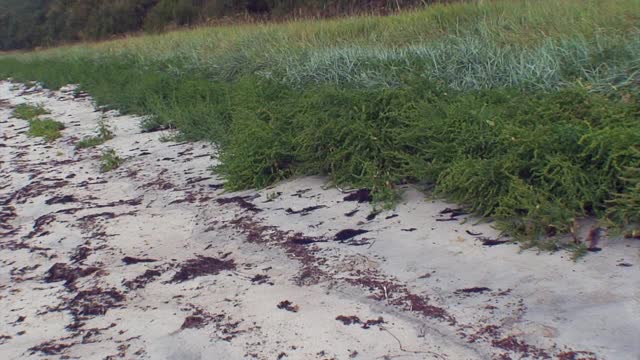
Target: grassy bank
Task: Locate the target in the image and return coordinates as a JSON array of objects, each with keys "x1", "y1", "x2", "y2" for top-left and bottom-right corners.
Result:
[{"x1": 1, "y1": 0, "x2": 639, "y2": 245}]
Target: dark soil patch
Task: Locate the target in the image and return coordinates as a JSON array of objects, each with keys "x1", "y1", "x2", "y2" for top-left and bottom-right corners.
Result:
[
  {"x1": 335, "y1": 315, "x2": 385, "y2": 329},
  {"x1": 285, "y1": 205, "x2": 326, "y2": 215},
  {"x1": 3, "y1": 180, "x2": 69, "y2": 206},
  {"x1": 335, "y1": 229, "x2": 369, "y2": 241},
  {"x1": 343, "y1": 189, "x2": 372, "y2": 203},
  {"x1": 439, "y1": 208, "x2": 467, "y2": 217},
  {"x1": 455, "y1": 287, "x2": 492, "y2": 295},
  {"x1": 216, "y1": 196, "x2": 261, "y2": 212},
  {"x1": 10, "y1": 264, "x2": 41, "y2": 280},
  {"x1": 480, "y1": 238, "x2": 509, "y2": 246},
  {"x1": 179, "y1": 306, "x2": 242, "y2": 340},
  {"x1": 181, "y1": 315, "x2": 208, "y2": 329},
  {"x1": 45, "y1": 195, "x2": 78, "y2": 205},
  {"x1": 25, "y1": 214, "x2": 56, "y2": 238},
  {"x1": 170, "y1": 256, "x2": 236, "y2": 282},
  {"x1": 335, "y1": 315, "x2": 361, "y2": 325},
  {"x1": 0, "y1": 210, "x2": 18, "y2": 237},
  {"x1": 289, "y1": 233, "x2": 326, "y2": 245},
  {"x1": 345, "y1": 209, "x2": 359, "y2": 217},
  {"x1": 277, "y1": 300, "x2": 299, "y2": 313},
  {"x1": 436, "y1": 208, "x2": 468, "y2": 222},
  {"x1": 0, "y1": 335, "x2": 12, "y2": 345},
  {"x1": 94, "y1": 197, "x2": 143, "y2": 208},
  {"x1": 44, "y1": 263, "x2": 99, "y2": 290},
  {"x1": 491, "y1": 336, "x2": 550, "y2": 359},
  {"x1": 467, "y1": 325, "x2": 501, "y2": 344},
  {"x1": 29, "y1": 340, "x2": 73, "y2": 356},
  {"x1": 122, "y1": 256, "x2": 158, "y2": 265},
  {"x1": 186, "y1": 176, "x2": 212, "y2": 184},
  {"x1": 70, "y1": 246, "x2": 92, "y2": 263},
  {"x1": 366, "y1": 211, "x2": 380, "y2": 221},
  {"x1": 348, "y1": 275, "x2": 455, "y2": 324},
  {"x1": 68, "y1": 287, "x2": 125, "y2": 319},
  {"x1": 142, "y1": 177, "x2": 175, "y2": 190},
  {"x1": 361, "y1": 317, "x2": 385, "y2": 329},
  {"x1": 557, "y1": 351, "x2": 598, "y2": 360},
  {"x1": 291, "y1": 188, "x2": 312, "y2": 198},
  {"x1": 250, "y1": 274, "x2": 273, "y2": 285},
  {"x1": 78, "y1": 211, "x2": 136, "y2": 222},
  {"x1": 123, "y1": 269, "x2": 162, "y2": 290}
]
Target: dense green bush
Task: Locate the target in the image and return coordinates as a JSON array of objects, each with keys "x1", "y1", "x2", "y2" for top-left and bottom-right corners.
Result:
[{"x1": 1, "y1": 0, "x2": 638, "y2": 245}]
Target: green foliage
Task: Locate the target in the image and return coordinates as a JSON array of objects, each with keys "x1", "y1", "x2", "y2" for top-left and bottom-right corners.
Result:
[
  {"x1": 14, "y1": 103, "x2": 64, "y2": 142},
  {"x1": 27, "y1": 118, "x2": 65, "y2": 142},
  {"x1": 76, "y1": 118, "x2": 115, "y2": 149},
  {"x1": 11, "y1": 103, "x2": 49, "y2": 120},
  {"x1": 100, "y1": 148, "x2": 124, "y2": 172},
  {"x1": 1, "y1": 0, "x2": 434, "y2": 50},
  {"x1": 607, "y1": 158, "x2": 640, "y2": 226},
  {"x1": 1, "y1": 0, "x2": 639, "y2": 246}
]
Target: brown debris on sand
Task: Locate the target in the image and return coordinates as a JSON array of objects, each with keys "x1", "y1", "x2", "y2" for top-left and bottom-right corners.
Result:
[
  {"x1": 44, "y1": 263, "x2": 100, "y2": 290},
  {"x1": 170, "y1": 256, "x2": 235, "y2": 283},
  {"x1": 343, "y1": 189, "x2": 372, "y2": 203},
  {"x1": 122, "y1": 256, "x2": 158, "y2": 265},
  {"x1": 123, "y1": 269, "x2": 163, "y2": 290},
  {"x1": 277, "y1": 300, "x2": 299, "y2": 313},
  {"x1": 216, "y1": 196, "x2": 261, "y2": 212},
  {"x1": 335, "y1": 315, "x2": 385, "y2": 329}
]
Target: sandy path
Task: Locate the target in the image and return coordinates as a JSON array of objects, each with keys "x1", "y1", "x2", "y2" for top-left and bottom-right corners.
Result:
[{"x1": 0, "y1": 81, "x2": 638, "y2": 360}]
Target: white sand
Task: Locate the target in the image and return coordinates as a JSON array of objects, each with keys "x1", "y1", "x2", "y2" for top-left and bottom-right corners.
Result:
[{"x1": 0, "y1": 81, "x2": 638, "y2": 360}]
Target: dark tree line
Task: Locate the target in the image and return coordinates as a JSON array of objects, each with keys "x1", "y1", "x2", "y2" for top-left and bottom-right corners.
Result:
[{"x1": 0, "y1": 0, "x2": 437, "y2": 50}]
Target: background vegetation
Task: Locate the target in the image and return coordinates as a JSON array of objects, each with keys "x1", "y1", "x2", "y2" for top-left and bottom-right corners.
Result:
[
  {"x1": 1, "y1": 0, "x2": 639, "y2": 245},
  {"x1": 0, "y1": 0, "x2": 434, "y2": 50}
]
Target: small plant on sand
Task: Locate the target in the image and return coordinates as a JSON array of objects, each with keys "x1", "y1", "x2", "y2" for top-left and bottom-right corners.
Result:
[
  {"x1": 11, "y1": 103, "x2": 49, "y2": 120},
  {"x1": 76, "y1": 117, "x2": 115, "y2": 149},
  {"x1": 27, "y1": 118, "x2": 65, "y2": 142},
  {"x1": 266, "y1": 191, "x2": 281, "y2": 201},
  {"x1": 100, "y1": 148, "x2": 124, "y2": 172}
]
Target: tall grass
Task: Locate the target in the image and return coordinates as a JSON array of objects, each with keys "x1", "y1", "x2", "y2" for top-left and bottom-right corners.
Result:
[{"x1": 1, "y1": 0, "x2": 639, "y2": 244}]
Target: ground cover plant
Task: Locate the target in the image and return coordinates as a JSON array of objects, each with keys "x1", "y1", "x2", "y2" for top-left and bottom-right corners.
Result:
[
  {"x1": 100, "y1": 149, "x2": 124, "y2": 172},
  {"x1": 1, "y1": 0, "x2": 638, "y2": 246},
  {"x1": 11, "y1": 103, "x2": 65, "y2": 141},
  {"x1": 11, "y1": 103, "x2": 49, "y2": 120},
  {"x1": 76, "y1": 118, "x2": 115, "y2": 149},
  {"x1": 26, "y1": 118, "x2": 65, "y2": 142}
]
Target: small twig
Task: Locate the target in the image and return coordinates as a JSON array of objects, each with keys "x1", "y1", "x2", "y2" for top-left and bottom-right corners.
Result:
[{"x1": 380, "y1": 327, "x2": 445, "y2": 359}]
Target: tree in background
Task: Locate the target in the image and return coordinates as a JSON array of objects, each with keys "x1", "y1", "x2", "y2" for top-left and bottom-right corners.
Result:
[{"x1": 0, "y1": 0, "x2": 433, "y2": 50}]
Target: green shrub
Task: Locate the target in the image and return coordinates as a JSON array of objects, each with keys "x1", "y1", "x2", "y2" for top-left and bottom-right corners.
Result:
[
  {"x1": 27, "y1": 118, "x2": 65, "y2": 141},
  {"x1": 100, "y1": 148, "x2": 124, "y2": 172},
  {"x1": 76, "y1": 118, "x2": 115, "y2": 149},
  {"x1": 11, "y1": 103, "x2": 49, "y2": 120},
  {"x1": 2, "y1": 0, "x2": 639, "y2": 247}
]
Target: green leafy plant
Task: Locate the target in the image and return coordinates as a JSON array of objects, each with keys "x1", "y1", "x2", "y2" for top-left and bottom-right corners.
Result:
[
  {"x1": 76, "y1": 117, "x2": 115, "y2": 149},
  {"x1": 12, "y1": 103, "x2": 49, "y2": 120},
  {"x1": 27, "y1": 118, "x2": 65, "y2": 142},
  {"x1": 100, "y1": 148, "x2": 124, "y2": 172},
  {"x1": 1, "y1": 0, "x2": 639, "y2": 250}
]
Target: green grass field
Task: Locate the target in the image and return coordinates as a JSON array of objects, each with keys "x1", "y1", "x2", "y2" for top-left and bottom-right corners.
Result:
[{"x1": 1, "y1": 0, "x2": 639, "y2": 246}]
